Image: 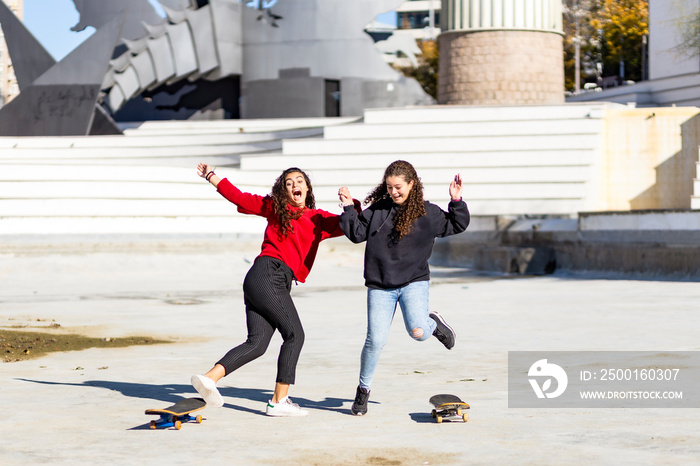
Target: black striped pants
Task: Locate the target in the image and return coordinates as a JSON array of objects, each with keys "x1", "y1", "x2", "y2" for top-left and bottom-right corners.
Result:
[{"x1": 216, "y1": 256, "x2": 305, "y2": 385}]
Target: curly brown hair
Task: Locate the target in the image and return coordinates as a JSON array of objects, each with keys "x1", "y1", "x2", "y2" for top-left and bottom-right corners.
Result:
[
  {"x1": 365, "y1": 160, "x2": 426, "y2": 239},
  {"x1": 270, "y1": 167, "x2": 316, "y2": 237}
]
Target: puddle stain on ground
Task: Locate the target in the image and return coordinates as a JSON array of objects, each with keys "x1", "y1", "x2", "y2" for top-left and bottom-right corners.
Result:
[{"x1": 1, "y1": 329, "x2": 170, "y2": 362}]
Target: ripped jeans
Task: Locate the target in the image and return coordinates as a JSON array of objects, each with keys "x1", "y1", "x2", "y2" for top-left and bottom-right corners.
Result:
[{"x1": 358, "y1": 280, "x2": 434, "y2": 389}]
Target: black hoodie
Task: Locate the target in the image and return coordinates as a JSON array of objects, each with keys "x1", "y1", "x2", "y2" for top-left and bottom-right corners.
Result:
[{"x1": 340, "y1": 197, "x2": 470, "y2": 289}]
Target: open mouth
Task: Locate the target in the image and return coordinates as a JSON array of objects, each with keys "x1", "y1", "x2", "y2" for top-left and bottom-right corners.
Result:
[{"x1": 293, "y1": 189, "x2": 303, "y2": 202}]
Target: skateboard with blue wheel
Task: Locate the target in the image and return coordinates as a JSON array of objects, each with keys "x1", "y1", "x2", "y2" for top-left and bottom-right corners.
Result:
[
  {"x1": 429, "y1": 394, "x2": 469, "y2": 423},
  {"x1": 146, "y1": 397, "x2": 206, "y2": 430}
]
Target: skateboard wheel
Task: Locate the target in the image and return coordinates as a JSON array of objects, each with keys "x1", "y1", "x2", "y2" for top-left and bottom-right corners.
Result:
[
  {"x1": 150, "y1": 421, "x2": 156, "y2": 430},
  {"x1": 462, "y1": 413, "x2": 468, "y2": 422},
  {"x1": 436, "y1": 415, "x2": 443, "y2": 423},
  {"x1": 196, "y1": 415, "x2": 203, "y2": 424},
  {"x1": 174, "y1": 420, "x2": 182, "y2": 430},
  {"x1": 431, "y1": 409, "x2": 436, "y2": 418}
]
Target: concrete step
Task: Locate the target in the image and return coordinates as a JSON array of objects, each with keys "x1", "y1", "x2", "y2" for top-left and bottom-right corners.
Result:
[
  {"x1": 0, "y1": 142, "x2": 279, "y2": 159},
  {"x1": 123, "y1": 116, "x2": 359, "y2": 135},
  {"x1": 240, "y1": 151, "x2": 595, "y2": 171},
  {"x1": 458, "y1": 198, "x2": 583, "y2": 215},
  {"x1": 281, "y1": 134, "x2": 600, "y2": 155},
  {"x1": 0, "y1": 165, "x2": 197, "y2": 183},
  {"x1": 303, "y1": 166, "x2": 591, "y2": 186},
  {"x1": 311, "y1": 183, "x2": 587, "y2": 203},
  {"x1": 0, "y1": 128, "x2": 321, "y2": 149},
  {"x1": 0, "y1": 165, "x2": 277, "y2": 189},
  {"x1": 0, "y1": 198, "x2": 255, "y2": 217},
  {"x1": 0, "y1": 215, "x2": 267, "y2": 235},
  {"x1": 362, "y1": 103, "x2": 609, "y2": 124},
  {"x1": 323, "y1": 119, "x2": 603, "y2": 140},
  {"x1": 0, "y1": 181, "x2": 215, "y2": 200}
]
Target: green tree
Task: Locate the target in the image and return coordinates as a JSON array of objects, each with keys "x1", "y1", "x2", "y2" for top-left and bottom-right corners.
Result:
[
  {"x1": 395, "y1": 39, "x2": 438, "y2": 100},
  {"x1": 563, "y1": 0, "x2": 648, "y2": 91},
  {"x1": 591, "y1": 0, "x2": 649, "y2": 82},
  {"x1": 563, "y1": 0, "x2": 601, "y2": 93}
]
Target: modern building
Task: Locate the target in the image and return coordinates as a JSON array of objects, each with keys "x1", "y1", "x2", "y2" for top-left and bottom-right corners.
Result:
[
  {"x1": 0, "y1": 0, "x2": 433, "y2": 135},
  {"x1": 99, "y1": 0, "x2": 433, "y2": 122},
  {"x1": 396, "y1": 0, "x2": 440, "y2": 40},
  {"x1": 0, "y1": 0, "x2": 20, "y2": 107},
  {"x1": 567, "y1": 0, "x2": 700, "y2": 107}
]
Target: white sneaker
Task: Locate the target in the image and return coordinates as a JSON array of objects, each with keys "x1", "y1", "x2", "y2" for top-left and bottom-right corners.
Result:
[
  {"x1": 191, "y1": 374, "x2": 224, "y2": 408},
  {"x1": 265, "y1": 396, "x2": 309, "y2": 417}
]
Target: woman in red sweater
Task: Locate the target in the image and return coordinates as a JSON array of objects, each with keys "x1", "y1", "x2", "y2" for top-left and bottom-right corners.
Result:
[{"x1": 191, "y1": 163, "x2": 356, "y2": 417}]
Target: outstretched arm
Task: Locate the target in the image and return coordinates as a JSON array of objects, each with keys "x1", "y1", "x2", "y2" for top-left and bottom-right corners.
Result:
[{"x1": 197, "y1": 163, "x2": 267, "y2": 215}]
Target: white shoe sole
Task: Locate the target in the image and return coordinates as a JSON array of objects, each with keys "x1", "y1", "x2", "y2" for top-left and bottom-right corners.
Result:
[
  {"x1": 191, "y1": 374, "x2": 224, "y2": 408},
  {"x1": 265, "y1": 401, "x2": 309, "y2": 417},
  {"x1": 265, "y1": 410, "x2": 309, "y2": 417}
]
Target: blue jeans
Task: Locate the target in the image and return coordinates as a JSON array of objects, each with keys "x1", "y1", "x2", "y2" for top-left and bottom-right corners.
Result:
[{"x1": 359, "y1": 280, "x2": 434, "y2": 389}]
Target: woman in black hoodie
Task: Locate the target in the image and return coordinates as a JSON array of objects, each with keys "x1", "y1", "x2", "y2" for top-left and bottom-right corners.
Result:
[{"x1": 338, "y1": 160, "x2": 470, "y2": 415}]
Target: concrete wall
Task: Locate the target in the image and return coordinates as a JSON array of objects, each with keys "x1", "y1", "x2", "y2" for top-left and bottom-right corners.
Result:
[
  {"x1": 432, "y1": 210, "x2": 700, "y2": 278},
  {"x1": 245, "y1": 74, "x2": 326, "y2": 119},
  {"x1": 599, "y1": 106, "x2": 700, "y2": 210}
]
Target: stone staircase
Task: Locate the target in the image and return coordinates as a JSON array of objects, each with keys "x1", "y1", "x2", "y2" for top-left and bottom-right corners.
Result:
[
  {"x1": 239, "y1": 103, "x2": 609, "y2": 214},
  {"x1": 0, "y1": 104, "x2": 615, "y2": 236},
  {"x1": 0, "y1": 117, "x2": 356, "y2": 235}
]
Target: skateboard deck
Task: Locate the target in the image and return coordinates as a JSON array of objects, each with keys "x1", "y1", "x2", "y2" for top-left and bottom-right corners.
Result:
[
  {"x1": 145, "y1": 397, "x2": 206, "y2": 430},
  {"x1": 429, "y1": 394, "x2": 469, "y2": 423}
]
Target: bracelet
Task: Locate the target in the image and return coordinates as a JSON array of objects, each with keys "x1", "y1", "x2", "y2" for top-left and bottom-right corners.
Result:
[{"x1": 205, "y1": 171, "x2": 216, "y2": 181}]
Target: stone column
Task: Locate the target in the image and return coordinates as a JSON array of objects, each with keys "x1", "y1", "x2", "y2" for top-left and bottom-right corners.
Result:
[{"x1": 438, "y1": 0, "x2": 564, "y2": 105}]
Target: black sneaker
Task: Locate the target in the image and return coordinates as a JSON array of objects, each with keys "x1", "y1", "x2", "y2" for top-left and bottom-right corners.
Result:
[
  {"x1": 351, "y1": 386, "x2": 370, "y2": 416},
  {"x1": 430, "y1": 311, "x2": 456, "y2": 350}
]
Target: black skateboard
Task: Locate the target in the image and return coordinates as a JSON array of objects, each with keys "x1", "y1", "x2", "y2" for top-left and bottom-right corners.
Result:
[
  {"x1": 145, "y1": 397, "x2": 206, "y2": 430},
  {"x1": 429, "y1": 394, "x2": 469, "y2": 423}
]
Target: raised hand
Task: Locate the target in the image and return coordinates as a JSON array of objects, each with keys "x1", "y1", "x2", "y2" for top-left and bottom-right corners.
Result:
[
  {"x1": 449, "y1": 174, "x2": 463, "y2": 201},
  {"x1": 197, "y1": 163, "x2": 212, "y2": 178}
]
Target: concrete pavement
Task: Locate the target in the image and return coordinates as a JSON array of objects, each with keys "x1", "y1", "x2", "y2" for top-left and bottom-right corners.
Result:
[{"x1": 1, "y1": 236, "x2": 699, "y2": 465}]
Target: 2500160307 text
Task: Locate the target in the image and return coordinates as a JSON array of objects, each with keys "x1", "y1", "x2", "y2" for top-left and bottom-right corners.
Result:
[{"x1": 595, "y1": 368, "x2": 680, "y2": 381}]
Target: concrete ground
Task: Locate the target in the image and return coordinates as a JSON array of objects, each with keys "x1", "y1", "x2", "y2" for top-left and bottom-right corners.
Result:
[{"x1": 1, "y1": 236, "x2": 699, "y2": 465}]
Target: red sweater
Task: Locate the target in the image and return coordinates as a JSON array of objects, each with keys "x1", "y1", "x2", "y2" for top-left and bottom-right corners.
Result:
[{"x1": 217, "y1": 178, "x2": 344, "y2": 283}]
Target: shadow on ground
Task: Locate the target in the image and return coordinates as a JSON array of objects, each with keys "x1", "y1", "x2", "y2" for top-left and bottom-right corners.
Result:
[{"x1": 16, "y1": 377, "x2": 355, "y2": 428}]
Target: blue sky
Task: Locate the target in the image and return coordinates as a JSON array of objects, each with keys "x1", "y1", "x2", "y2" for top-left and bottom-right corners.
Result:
[
  {"x1": 23, "y1": 0, "x2": 396, "y2": 61},
  {"x1": 23, "y1": 0, "x2": 166, "y2": 60}
]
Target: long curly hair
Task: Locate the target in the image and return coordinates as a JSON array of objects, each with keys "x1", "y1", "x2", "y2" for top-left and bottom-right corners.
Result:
[
  {"x1": 365, "y1": 160, "x2": 426, "y2": 239},
  {"x1": 270, "y1": 167, "x2": 316, "y2": 237}
]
